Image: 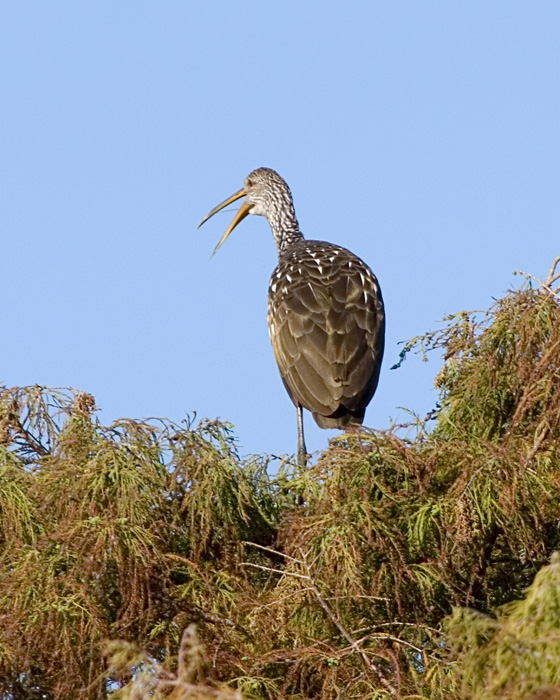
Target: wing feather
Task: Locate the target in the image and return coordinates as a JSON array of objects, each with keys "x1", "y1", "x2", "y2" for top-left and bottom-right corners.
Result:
[{"x1": 268, "y1": 241, "x2": 385, "y2": 427}]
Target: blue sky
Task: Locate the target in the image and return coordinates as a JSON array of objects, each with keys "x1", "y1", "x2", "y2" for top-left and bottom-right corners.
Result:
[{"x1": 1, "y1": 2, "x2": 558, "y2": 459}]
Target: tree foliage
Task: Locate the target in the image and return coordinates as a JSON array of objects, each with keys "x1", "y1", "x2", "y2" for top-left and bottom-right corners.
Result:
[{"x1": 0, "y1": 261, "x2": 559, "y2": 699}]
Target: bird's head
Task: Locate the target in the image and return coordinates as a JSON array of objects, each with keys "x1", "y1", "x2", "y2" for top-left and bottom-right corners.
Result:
[{"x1": 197, "y1": 167, "x2": 296, "y2": 255}]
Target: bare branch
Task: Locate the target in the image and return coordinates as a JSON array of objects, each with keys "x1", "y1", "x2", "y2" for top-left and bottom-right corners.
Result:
[
  {"x1": 545, "y1": 255, "x2": 560, "y2": 287},
  {"x1": 239, "y1": 561, "x2": 310, "y2": 580},
  {"x1": 516, "y1": 256, "x2": 560, "y2": 299}
]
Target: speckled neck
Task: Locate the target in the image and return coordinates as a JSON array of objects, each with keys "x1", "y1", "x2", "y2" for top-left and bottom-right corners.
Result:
[{"x1": 265, "y1": 191, "x2": 304, "y2": 257}]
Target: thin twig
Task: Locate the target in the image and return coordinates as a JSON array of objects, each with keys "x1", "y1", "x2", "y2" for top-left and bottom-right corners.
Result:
[
  {"x1": 516, "y1": 258, "x2": 560, "y2": 299},
  {"x1": 352, "y1": 621, "x2": 440, "y2": 635},
  {"x1": 15, "y1": 418, "x2": 49, "y2": 456},
  {"x1": 295, "y1": 547, "x2": 397, "y2": 695},
  {"x1": 323, "y1": 593, "x2": 389, "y2": 602},
  {"x1": 243, "y1": 540, "x2": 300, "y2": 563},
  {"x1": 523, "y1": 422, "x2": 550, "y2": 468},
  {"x1": 239, "y1": 561, "x2": 310, "y2": 580},
  {"x1": 545, "y1": 255, "x2": 560, "y2": 287},
  {"x1": 356, "y1": 633, "x2": 452, "y2": 664}
]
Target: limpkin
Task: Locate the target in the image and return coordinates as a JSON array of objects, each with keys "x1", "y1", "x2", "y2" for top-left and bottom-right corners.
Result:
[{"x1": 198, "y1": 168, "x2": 385, "y2": 466}]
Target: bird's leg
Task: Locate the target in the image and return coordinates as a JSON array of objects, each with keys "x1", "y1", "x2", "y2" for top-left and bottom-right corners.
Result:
[{"x1": 297, "y1": 405, "x2": 308, "y2": 468}]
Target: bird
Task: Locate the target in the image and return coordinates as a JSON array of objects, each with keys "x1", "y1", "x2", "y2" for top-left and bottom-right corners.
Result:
[{"x1": 198, "y1": 167, "x2": 385, "y2": 467}]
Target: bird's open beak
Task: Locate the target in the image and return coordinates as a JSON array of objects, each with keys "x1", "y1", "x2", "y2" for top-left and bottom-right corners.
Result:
[{"x1": 197, "y1": 187, "x2": 252, "y2": 256}]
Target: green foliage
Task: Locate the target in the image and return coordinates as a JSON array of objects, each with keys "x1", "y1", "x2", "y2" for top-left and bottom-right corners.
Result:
[
  {"x1": 0, "y1": 390, "x2": 279, "y2": 699},
  {"x1": 446, "y1": 553, "x2": 560, "y2": 700},
  {"x1": 0, "y1": 268, "x2": 559, "y2": 699}
]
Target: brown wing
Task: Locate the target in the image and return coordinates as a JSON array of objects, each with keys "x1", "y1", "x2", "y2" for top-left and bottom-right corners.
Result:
[{"x1": 267, "y1": 241, "x2": 385, "y2": 428}]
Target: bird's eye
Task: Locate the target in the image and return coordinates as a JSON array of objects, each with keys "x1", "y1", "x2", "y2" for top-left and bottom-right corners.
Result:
[{"x1": 246, "y1": 178, "x2": 253, "y2": 188}]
